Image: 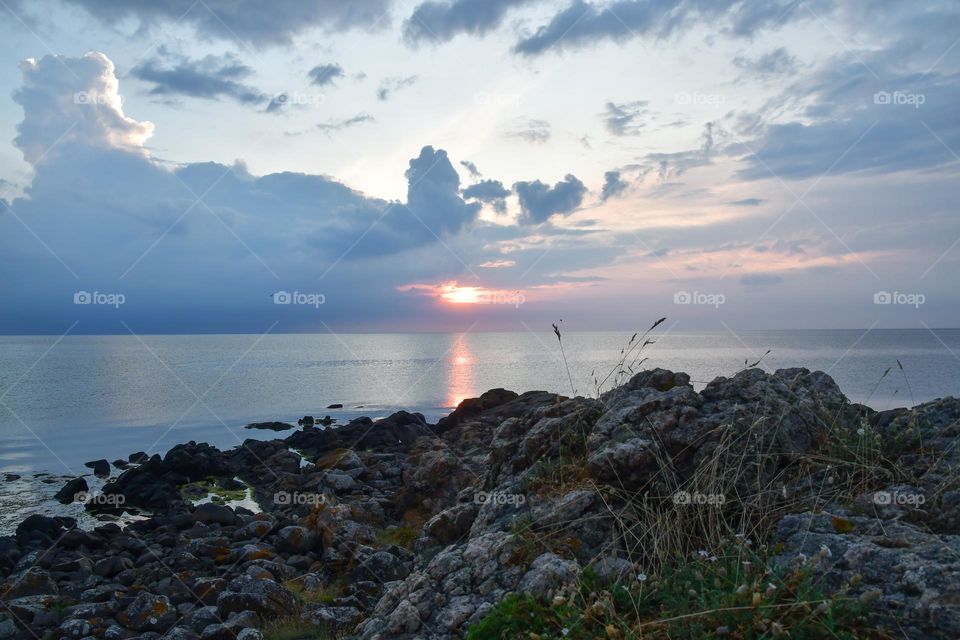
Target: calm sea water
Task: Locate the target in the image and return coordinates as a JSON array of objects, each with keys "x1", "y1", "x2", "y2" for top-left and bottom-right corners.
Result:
[
  {"x1": 1, "y1": 329, "x2": 958, "y2": 533},
  {"x1": 1, "y1": 330, "x2": 958, "y2": 476}
]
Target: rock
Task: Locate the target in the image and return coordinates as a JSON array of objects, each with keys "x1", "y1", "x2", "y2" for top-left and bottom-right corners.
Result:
[
  {"x1": 200, "y1": 610, "x2": 258, "y2": 639},
  {"x1": 244, "y1": 421, "x2": 296, "y2": 431},
  {"x1": 275, "y1": 526, "x2": 317, "y2": 554},
  {"x1": 54, "y1": 476, "x2": 89, "y2": 504},
  {"x1": 309, "y1": 606, "x2": 361, "y2": 634},
  {"x1": 216, "y1": 576, "x2": 298, "y2": 620},
  {"x1": 193, "y1": 503, "x2": 239, "y2": 527},
  {"x1": 129, "y1": 451, "x2": 149, "y2": 463},
  {"x1": 0, "y1": 619, "x2": 17, "y2": 639},
  {"x1": 1, "y1": 567, "x2": 58, "y2": 598},
  {"x1": 387, "y1": 599, "x2": 421, "y2": 634},
  {"x1": 94, "y1": 555, "x2": 134, "y2": 577},
  {"x1": 118, "y1": 592, "x2": 177, "y2": 632},
  {"x1": 16, "y1": 514, "x2": 70, "y2": 547},
  {"x1": 58, "y1": 618, "x2": 93, "y2": 639},
  {"x1": 323, "y1": 472, "x2": 355, "y2": 492},
  {"x1": 776, "y1": 511, "x2": 960, "y2": 638},
  {"x1": 518, "y1": 553, "x2": 580, "y2": 599},
  {"x1": 298, "y1": 415, "x2": 315, "y2": 428},
  {"x1": 327, "y1": 403, "x2": 343, "y2": 409},
  {"x1": 85, "y1": 459, "x2": 111, "y2": 477}
]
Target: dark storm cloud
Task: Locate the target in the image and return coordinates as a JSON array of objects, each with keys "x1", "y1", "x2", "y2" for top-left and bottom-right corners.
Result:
[
  {"x1": 308, "y1": 63, "x2": 345, "y2": 86},
  {"x1": 58, "y1": 0, "x2": 391, "y2": 46},
  {"x1": 132, "y1": 52, "x2": 265, "y2": 105},
  {"x1": 600, "y1": 170, "x2": 628, "y2": 200},
  {"x1": 403, "y1": 0, "x2": 533, "y2": 45},
  {"x1": 513, "y1": 0, "x2": 827, "y2": 56},
  {"x1": 514, "y1": 174, "x2": 586, "y2": 224},
  {"x1": 463, "y1": 179, "x2": 511, "y2": 213}
]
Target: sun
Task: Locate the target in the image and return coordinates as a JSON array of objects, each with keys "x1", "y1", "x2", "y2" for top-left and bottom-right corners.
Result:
[{"x1": 440, "y1": 284, "x2": 482, "y2": 304}]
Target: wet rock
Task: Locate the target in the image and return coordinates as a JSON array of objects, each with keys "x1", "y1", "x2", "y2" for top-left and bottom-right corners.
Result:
[
  {"x1": 54, "y1": 476, "x2": 89, "y2": 504},
  {"x1": 193, "y1": 503, "x2": 240, "y2": 527},
  {"x1": 244, "y1": 421, "x2": 295, "y2": 431},
  {"x1": 85, "y1": 458, "x2": 111, "y2": 477}
]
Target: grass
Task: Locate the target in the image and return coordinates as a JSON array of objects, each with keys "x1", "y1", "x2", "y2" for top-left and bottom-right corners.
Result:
[
  {"x1": 467, "y1": 545, "x2": 886, "y2": 639},
  {"x1": 284, "y1": 577, "x2": 344, "y2": 605},
  {"x1": 468, "y1": 320, "x2": 912, "y2": 639},
  {"x1": 262, "y1": 616, "x2": 334, "y2": 640},
  {"x1": 374, "y1": 525, "x2": 419, "y2": 549}
]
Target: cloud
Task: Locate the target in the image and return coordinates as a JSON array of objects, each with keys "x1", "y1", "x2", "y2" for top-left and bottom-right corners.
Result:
[
  {"x1": 478, "y1": 259, "x2": 516, "y2": 268},
  {"x1": 514, "y1": 174, "x2": 586, "y2": 224},
  {"x1": 506, "y1": 119, "x2": 551, "y2": 143},
  {"x1": 601, "y1": 170, "x2": 628, "y2": 200},
  {"x1": 733, "y1": 47, "x2": 797, "y2": 78},
  {"x1": 14, "y1": 52, "x2": 154, "y2": 163},
  {"x1": 403, "y1": 146, "x2": 481, "y2": 235},
  {"x1": 645, "y1": 122, "x2": 715, "y2": 180},
  {"x1": 603, "y1": 100, "x2": 647, "y2": 136},
  {"x1": 132, "y1": 52, "x2": 265, "y2": 106},
  {"x1": 404, "y1": 0, "x2": 533, "y2": 45},
  {"x1": 734, "y1": 49, "x2": 960, "y2": 180},
  {"x1": 463, "y1": 179, "x2": 511, "y2": 213},
  {"x1": 58, "y1": 0, "x2": 391, "y2": 46},
  {"x1": 513, "y1": 0, "x2": 821, "y2": 56},
  {"x1": 316, "y1": 113, "x2": 375, "y2": 133},
  {"x1": 460, "y1": 160, "x2": 481, "y2": 178},
  {"x1": 377, "y1": 75, "x2": 418, "y2": 100},
  {"x1": 729, "y1": 197, "x2": 765, "y2": 206},
  {"x1": 308, "y1": 63, "x2": 345, "y2": 86}
]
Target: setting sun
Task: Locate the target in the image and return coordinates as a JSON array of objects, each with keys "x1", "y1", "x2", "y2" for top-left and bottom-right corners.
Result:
[{"x1": 440, "y1": 284, "x2": 482, "y2": 304}]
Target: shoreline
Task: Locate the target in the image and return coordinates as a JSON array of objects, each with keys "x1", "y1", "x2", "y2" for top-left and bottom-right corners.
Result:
[{"x1": 1, "y1": 366, "x2": 958, "y2": 639}]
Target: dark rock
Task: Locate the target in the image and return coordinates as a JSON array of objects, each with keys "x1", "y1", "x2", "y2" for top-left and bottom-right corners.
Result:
[
  {"x1": 117, "y1": 592, "x2": 177, "y2": 632},
  {"x1": 129, "y1": 451, "x2": 149, "y2": 463},
  {"x1": 326, "y1": 403, "x2": 343, "y2": 409},
  {"x1": 85, "y1": 458, "x2": 111, "y2": 477},
  {"x1": 54, "y1": 476, "x2": 89, "y2": 504},
  {"x1": 244, "y1": 421, "x2": 296, "y2": 431},
  {"x1": 298, "y1": 415, "x2": 315, "y2": 428}
]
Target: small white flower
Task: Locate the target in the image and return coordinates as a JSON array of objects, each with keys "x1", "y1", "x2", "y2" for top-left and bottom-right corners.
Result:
[
  {"x1": 637, "y1": 573, "x2": 648, "y2": 582},
  {"x1": 709, "y1": 555, "x2": 718, "y2": 562},
  {"x1": 819, "y1": 544, "x2": 832, "y2": 558},
  {"x1": 698, "y1": 549, "x2": 709, "y2": 558},
  {"x1": 562, "y1": 628, "x2": 569, "y2": 637},
  {"x1": 856, "y1": 428, "x2": 865, "y2": 436}
]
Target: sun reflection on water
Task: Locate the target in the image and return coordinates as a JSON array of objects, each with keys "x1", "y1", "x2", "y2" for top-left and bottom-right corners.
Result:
[{"x1": 445, "y1": 334, "x2": 476, "y2": 409}]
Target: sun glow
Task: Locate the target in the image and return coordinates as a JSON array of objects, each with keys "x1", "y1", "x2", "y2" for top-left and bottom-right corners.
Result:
[
  {"x1": 440, "y1": 284, "x2": 483, "y2": 304},
  {"x1": 397, "y1": 281, "x2": 527, "y2": 306}
]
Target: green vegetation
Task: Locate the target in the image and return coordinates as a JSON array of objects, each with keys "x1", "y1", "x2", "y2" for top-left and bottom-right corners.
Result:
[
  {"x1": 179, "y1": 477, "x2": 247, "y2": 505},
  {"x1": 374, "y1": 525, "x2": 419, "y2": 549},
  {"x1": 468, "y1": 545, "x2": 882, "y2": 639},
  {"x1": 284, "y1": 577, "x2": 344, "y2": 606},
  {"x1": 262, "y1": 616, "x2": 332, "y2": 640}
]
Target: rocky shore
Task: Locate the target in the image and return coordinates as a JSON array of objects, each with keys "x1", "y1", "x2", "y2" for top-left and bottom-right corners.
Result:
[{"x1": 1, "y1": 367, "x2": 958, "y2": 639}]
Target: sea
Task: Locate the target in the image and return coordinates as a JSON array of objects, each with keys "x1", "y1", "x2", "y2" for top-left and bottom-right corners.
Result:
[{"x1": 1, "y1": 329, "x2": 958, "y2": 532}]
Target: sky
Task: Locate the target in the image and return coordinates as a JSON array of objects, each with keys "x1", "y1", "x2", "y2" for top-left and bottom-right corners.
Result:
[{"x1": 0, "y1": 0, "x2": 957, "y2": 334}]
